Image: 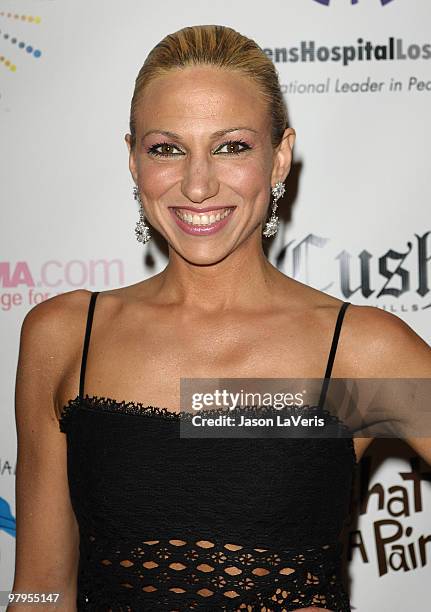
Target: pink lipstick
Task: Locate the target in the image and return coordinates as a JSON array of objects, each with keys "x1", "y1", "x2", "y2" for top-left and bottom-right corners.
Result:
[{"x1": 169, "y1": 207, "x2": 235, "y2": 236}]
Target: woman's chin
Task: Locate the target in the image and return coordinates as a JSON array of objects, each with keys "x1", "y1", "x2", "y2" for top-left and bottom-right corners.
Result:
[{"x1": 167, "y1": 241, "x2": 235, "y2": 267}]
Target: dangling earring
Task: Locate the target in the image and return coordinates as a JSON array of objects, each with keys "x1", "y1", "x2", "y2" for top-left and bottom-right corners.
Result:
[
  {"x1": 263, "y1": 181, "x2": 285, "y2": 238},
  {"x1": 133, "y1": 185, "x2": 151, "y2": 244}
]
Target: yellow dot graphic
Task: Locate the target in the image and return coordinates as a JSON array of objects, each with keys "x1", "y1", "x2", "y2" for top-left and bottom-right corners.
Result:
[
  {"x1": 0, "y1": 54, "x2": 17, "y2": 71},
  {"x1": 34, "y1": 16, "x2": 41, "y2": 23}
]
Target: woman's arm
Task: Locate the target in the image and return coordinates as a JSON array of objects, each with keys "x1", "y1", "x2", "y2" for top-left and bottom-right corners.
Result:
[
  {"x1": 349, "y1": 306, "x2": 431, "y2": 464},
  {"x1": 8, "y1": 295, "x2": 80, "y2": 611},
  {"x1": 384, "y1": 311, "x2": 431, "y2": 464}
]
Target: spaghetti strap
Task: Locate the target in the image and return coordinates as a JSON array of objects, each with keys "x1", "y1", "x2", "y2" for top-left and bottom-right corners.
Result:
[
  {"x1": 79, "y1": 291, "x2": 100, "y2": 400},
  {"x1": 318, "y1": 301, "x2": 350, "y2": 410}
]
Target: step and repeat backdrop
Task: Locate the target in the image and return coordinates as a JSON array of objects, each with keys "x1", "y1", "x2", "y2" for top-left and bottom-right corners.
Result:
[{"x1": 1, "y1": 0, "x2": 430, "y2": 609}]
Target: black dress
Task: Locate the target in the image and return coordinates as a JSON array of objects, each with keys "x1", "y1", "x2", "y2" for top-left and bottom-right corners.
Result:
[{"x1": 59, "y1": 291, "x2": 356, "y2": 611}]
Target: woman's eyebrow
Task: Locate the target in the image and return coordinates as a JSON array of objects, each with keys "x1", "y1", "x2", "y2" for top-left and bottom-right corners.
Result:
[{"x1": 141, "y1": 126, "x2": 259, "y2": 141}]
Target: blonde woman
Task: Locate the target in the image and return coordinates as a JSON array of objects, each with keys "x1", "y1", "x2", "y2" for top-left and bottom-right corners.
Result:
[{"x1": 11, "y1": 25, "x2": 431, "y2": 612}]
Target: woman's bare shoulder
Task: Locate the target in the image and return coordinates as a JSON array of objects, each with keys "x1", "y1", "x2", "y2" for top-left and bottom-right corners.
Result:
[
  {"x1": 20, "y1": 277, "x2": 177, "y2": 364},
  {"x1": 10, "y1": 289, "x2": 95, "y2": 436},
  {"x1": 334, "y1": 302, "x2": 431, "y2": 376},
  {"x1": 281, "y1": 276, "x2": 430, "y2": 376},
  {"x1": 19, "y1": 290, "x2": 95, "y2": 409},
  {"x1": 21, "y1": 288, "x2": 94, "y2": 341}
]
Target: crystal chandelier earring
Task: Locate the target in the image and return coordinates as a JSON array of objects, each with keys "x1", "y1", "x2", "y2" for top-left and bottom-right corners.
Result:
[
  {"x1": 263, "y1": 181, "x2": 285, "y2": 238},
  {"x1": 133, "y1": 185, "x2": 151, "y2": 244}
]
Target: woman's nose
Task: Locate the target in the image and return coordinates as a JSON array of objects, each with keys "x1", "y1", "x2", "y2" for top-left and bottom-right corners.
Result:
[{"x1": 180, "y1": 154, "x2": 220, "y2": 203}]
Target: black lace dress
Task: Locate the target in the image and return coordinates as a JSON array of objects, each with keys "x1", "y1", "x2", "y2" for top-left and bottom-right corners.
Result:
[{"x1": 59, "y1": 292, "x2": 357, "y2": 611}]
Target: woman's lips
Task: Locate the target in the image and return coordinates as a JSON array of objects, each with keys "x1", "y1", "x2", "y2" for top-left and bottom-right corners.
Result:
[{"x1": 169, "y1": 207, "x2": 235, "y2": 236}]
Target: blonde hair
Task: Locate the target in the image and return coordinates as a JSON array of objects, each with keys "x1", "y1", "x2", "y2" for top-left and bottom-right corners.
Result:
[{"x1": 129, "y1": 24, "x2": 288, "y2": 150}]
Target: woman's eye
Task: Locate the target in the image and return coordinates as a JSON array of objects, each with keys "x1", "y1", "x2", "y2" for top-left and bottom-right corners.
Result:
[
  {"x1": 215, "y1": 140, "x2": 251, "y2": 155},
  {"x1": 147, "y1": 142, "x2": 183, "y2": 157}
]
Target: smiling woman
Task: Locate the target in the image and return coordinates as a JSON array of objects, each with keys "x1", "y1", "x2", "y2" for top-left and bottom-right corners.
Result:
[
  {"x1": 11, "y1": 23, "x2": 431, "y2": 612},
  {"x1": 124, "y1": 33, "x2": 295, "y2": 262}
]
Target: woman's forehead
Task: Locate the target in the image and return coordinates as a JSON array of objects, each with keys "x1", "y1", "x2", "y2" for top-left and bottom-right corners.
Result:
[{"x1": 135, "y1": 67, "x2": 269, "y2": 134}]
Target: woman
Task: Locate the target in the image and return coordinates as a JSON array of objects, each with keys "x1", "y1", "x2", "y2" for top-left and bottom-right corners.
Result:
[{"x1": 11, "y1": 24, "x2": 431, "y2": 612}]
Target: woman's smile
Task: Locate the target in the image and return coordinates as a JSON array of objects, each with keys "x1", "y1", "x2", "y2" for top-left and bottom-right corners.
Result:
[{"x1": 169, "y1": 205, "x2": 236, "y2": 235}]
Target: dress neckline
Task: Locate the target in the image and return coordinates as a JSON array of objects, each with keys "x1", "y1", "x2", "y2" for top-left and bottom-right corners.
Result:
[
  {"x1": 59, "y1": 393, "x2": 185, "y2": 422},
  {"x1": 58, "y1": 394, "x2": 358, "y2": 465}
]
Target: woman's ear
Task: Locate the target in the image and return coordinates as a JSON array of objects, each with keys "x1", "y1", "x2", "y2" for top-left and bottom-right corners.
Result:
[
  {"x1": 271, "y1": 127, "x2": 296, "y2": 185},
  {"x1": 125, "y1": 133, "x2": 138, "y2": 184}
]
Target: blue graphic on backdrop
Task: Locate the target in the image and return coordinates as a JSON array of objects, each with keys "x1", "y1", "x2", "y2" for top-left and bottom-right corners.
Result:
[
  {"x1": 0, "y1": 497, "x2": 16, "y2": 537},
  {"x1": 0, "y1": 11, "x2": 43, "y2": 73},
  {"x1": 313, "y1": 0, "x2": 394, "y2": 5}
]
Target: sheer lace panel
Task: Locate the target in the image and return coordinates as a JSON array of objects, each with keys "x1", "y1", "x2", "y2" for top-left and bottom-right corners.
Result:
[{"x1": 77, "y1": 532, "x2": 350, "y2": 611}]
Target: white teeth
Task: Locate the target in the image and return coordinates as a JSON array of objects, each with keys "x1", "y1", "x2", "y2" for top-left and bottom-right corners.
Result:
[{"x1": 175, "y1": 207, "x2": 233, "y2": 226}]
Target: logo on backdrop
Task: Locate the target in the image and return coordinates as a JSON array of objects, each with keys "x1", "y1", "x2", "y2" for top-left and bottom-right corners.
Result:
[
  {"x1": 0, "y1": 11, "x2": 43, "y2": 74},
  {"x1": 313, "y1": 0, "x2": 394, "y2": 5},
  {"x1": 0, "y1": 496, "x2": 16, "y2": 538},
  {"x1": 348, "y1": 456, "x2": 431, "y2": 576},
  {"x1": 265, "y1": 37, "x2": 430, "y2": 67},
  {"x1": 274, "y1": 231, "x2": 431, "y2": 312},
  {"x1": 0, "y1": 258, "x2": 125, "y2": 311}
]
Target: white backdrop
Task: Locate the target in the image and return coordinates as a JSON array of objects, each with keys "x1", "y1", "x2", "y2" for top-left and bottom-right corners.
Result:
[{"x1": 1, "y1": 1, "x2": 430, "y2": 609}]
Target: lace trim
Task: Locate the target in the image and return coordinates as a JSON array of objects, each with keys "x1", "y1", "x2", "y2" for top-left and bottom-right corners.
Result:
[
  {"x1": 59, "y1": 394, "x2": 357, "y2": 462},
  {"x1": 59, "y1": 393, "x2": 352, "y2": 421},
  {"x1": 61, "y1": 394, "x2": 185, "y2": 421},
  {"x1": 76, "y1": 532, "x2": 350, "y2": 611}
]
